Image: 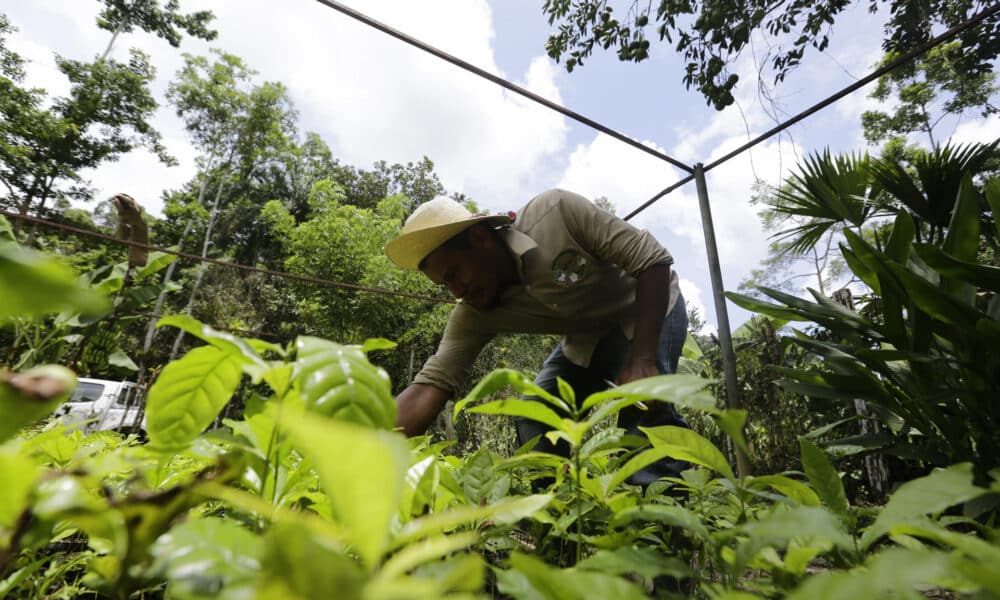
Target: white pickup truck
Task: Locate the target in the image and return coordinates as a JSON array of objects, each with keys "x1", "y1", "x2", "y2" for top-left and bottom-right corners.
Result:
[{"x1": 52, "y1": 377, "x2": 147, "y2": 435}]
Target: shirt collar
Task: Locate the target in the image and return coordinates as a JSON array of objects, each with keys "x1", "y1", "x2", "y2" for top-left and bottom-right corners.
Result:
[{"x1": 500, "y1": 228, "x2": 537, "y2": 279}]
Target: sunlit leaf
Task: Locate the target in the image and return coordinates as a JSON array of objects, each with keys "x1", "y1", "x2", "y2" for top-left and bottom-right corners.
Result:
[
  {"x1": 612, "y1": 503, "x2": 709, "y2": 540},
  {"x1": 281, "y1": 412, "x2": 409, "y2": 570},
  {"x1": 293, "y1": 336, "x2": 396, "y2": 429},
  {"x1": 642, "y1": 425, "x2": 734, "y2": 479},
  {"x1": 576, "y1": 547, "x2": 691, "y2": 580},
  {"x1": 786, "y1": 548, "x2": 953, "y2": 600},
  {"x1": 453, "y1": 369, "x2": 568, "y2": 417},
  {"x1": 747, "y1": 474, "x2": 820, "y2": 507},
  {"x1": 157, "y1": 314, "x2": 268, "y2": 381},
  {"x1": 733, "y1": 506, "x2": 852, "y2": 577},
  {"x1": 861, "y1": 463, "x2": 986, "y2": 549},
  {"x1": 149, "y1": 517, "x2": 262, "y2": 598},
  {"x1": 0, "y1": 243, "x2": 108, "y2": 323},
  {"x1": 146, "y1": 345, "x2": 243, "y2": 450},
  {"x1": 468, "y1": 398, "x2": 566, "y2": 432}
]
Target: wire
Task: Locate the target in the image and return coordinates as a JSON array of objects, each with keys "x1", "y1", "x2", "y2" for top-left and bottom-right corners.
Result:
[
  {"x1": 312, "y1": 0, "x2": 695, "y2": 174},
  {"x1": 624, "y1": 2, "x2": 1000, "y2": 220},
  {"x1": 1, "y1": 209, "x2": 455, "y2": 305}
]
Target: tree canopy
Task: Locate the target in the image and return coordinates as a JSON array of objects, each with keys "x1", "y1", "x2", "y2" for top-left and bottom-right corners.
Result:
[{"x1": 541, "y1": 0, "x2": 1000, "y2": 109}]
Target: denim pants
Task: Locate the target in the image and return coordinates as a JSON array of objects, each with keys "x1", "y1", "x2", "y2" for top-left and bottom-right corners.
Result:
[{"x1": 515, "y1": 293, "x2": 690, "y2": 487}]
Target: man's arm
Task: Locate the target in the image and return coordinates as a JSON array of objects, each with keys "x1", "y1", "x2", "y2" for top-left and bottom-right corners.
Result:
[
  {"x1": 616, "y1": 262, "x2": 671, "y2": 385},
  {"x1": 396, "y1": 383, "x2": 452, "y2": 436}
]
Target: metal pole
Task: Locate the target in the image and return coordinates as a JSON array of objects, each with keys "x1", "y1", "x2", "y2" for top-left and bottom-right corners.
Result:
[{"x1": 693, "y1": 164, "x2": 750, "y2": 478}]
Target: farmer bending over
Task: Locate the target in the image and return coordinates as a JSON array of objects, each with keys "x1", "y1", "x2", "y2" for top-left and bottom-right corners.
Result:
[{"x1": 384, "y1": 189, "x2": 689, "y2": 486}]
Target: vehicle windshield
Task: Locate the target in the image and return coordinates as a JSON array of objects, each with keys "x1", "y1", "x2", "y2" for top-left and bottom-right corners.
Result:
[{"x1": 69, "y1": 382, "x2": 105, "y2": 403}]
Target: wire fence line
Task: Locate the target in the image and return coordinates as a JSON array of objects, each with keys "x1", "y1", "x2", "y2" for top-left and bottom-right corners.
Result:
[
  {"x1": 0, "y1": 209, "x2": 454, "y2": 306},
  {"x1": 4, "y1": 2, "x2": 998, "y2": 329}
]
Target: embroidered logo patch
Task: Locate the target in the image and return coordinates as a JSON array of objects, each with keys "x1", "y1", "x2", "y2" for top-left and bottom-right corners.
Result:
[{"x1": 551, "y1": 250, "x2": 587, "y2": 285}]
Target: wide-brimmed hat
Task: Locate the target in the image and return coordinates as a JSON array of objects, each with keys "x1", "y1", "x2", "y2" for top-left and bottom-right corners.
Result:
[{"x1": 384, "y1": 197, "x2": 513, "y2": 270}]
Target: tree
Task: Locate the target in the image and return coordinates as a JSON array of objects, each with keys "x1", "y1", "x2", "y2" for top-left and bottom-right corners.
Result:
[
  {"x1": 0, "y1": 16, "x2": 170, "y2": 238},
  {"x1": 540, "y1": 0, "x2": 1000, "y2": 109},
  {"x1": 161, "y1": 50, "x2": 296, "y2": 357},
  {"x1": 96, "y1": 0, "x2": 217, "y2": 60},
  {"x1": 863, "y1": 40, "x2": 998, "y2": 150}
]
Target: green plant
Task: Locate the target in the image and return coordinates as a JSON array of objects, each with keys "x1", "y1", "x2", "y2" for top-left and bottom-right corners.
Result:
[{"x1": 730, "y1": 169, "x2": 1000, "y2": 482}]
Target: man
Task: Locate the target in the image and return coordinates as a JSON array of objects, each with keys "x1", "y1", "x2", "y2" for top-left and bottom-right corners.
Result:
[{"x1": 384, "y1": 189, "x2": 689, "y2": 486}]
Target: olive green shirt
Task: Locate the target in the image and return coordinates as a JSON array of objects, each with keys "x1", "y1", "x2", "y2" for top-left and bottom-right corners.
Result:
[{"x1": 413, "y1": 189, "x2": 681, "y2": 395}]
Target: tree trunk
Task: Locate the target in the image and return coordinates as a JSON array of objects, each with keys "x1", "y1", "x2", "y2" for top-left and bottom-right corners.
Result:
[{"x1": 170, "y1": 173, "x2": 229, "y2": 359}]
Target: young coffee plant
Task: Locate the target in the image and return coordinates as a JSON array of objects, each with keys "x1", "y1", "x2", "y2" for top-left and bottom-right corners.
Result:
[{"x1": 2, "y1": 225, "x2": 1000, "y2": 599}]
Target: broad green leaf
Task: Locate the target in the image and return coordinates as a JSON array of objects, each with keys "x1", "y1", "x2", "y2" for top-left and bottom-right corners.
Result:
[
  {"x1": 582, "y1": 374, "x2": 716, "y2": 412},
  {"x1": 377, "y1": 531, "x2": 479, "y2": 581},
  {"x1": 502, "y1": 552, "x2": 648, "y2": 600},
  {"x1": 360, "y1": 337, "x2": 397, "y2": 352},
  {"x1": 402, "y1": 456, "x2": 436, "y2": 518},
  {"x1": 392, "y1": 494, "x2": 552, "y2": 548},
  {"x1": 987, "y1": 177, "x2": 1000, "y2": 240},
  {"x1": 157, "y1": 314, "x2": 269, "y2": 381},
  {"x1": 642, "y1": 425, "x2": 734, "y2": 479},
  {"x1": 576, "y1": 547, "x2": 691, "y2": 580},
  {"x1": 107, "y1": 348, "x2": 138, "y2": 371},
  {"x1": 607, "y1": 447, "x2": 678, "y2": 492},
  {"x1": 146, "y1": 345, "x2": 244, "y2": 450},
  {"x1": 0, "y1": 243, "x2": 108, "y2": 322},
  {"x1": 293, "y1": 337, "x2": 395, "y2": 429},
  {"x1": 942, "y1": 174, "x2": 981, "y2": 264},
  {"x1": 259, "y1": 521, "x2": 365, "y2": 600},
  {"x1": 726, "y1": 291, "x2": 809, "y2": 322},
  {"x1": 715, "y1": 409, "x2": 750, "y2": 455},
  {"x1": 0, "y1": 450, "x2": 37, "y2": 528},
  {"x1": 612, "y1": 503, "x2": 710, "y2": 540},
  {"x1": 489, "y1": 494, "x2": 555, "y2": 525},
  {"x1": 861, "y1": 463, "x2": 985, "y2": 549},
  {"x1": 0, "y1": 365, "x2": 77, "y2": 443},
  {"x1": 454, "y1": 369, "x2": 568, "y2": 416},
  {"x1": 747, "y1": 475, "x2": 820, "y2": 506},
  {"x1": 0, "y1": 215, "x2": 13, "y2": 242},
  {"x1": 681, "y1": 332, "x2": 703, "y2": 359},
  {"x1": 786, "y1": 548, "x2": 953, "y2": 600},
  {"x1": 281, "y1": 412, "x2": 409, "y2": 570},
  {"x1": 884, "y1": 211, "x2": 914, "y2": 263},
  {"x1": 461, "y1": 446, "x2": 495, "y2": 505},
  {"x1": 149, "y1": 517, "x2": 262, "y2": 598},
  {"x1": 468, "y1": 399, "x2": 566, "y2": 432},
  {"x1": 800, "y1": 416, "x2": 859, "y2": 439},
  {"x1": 889, "y1": 520, "x2": 1000, "y2": 566},
  {"x1": 133, "y1": 251, "x2": 176, "y2": 281},
  {"x1": 914, "y1": 243, "x2": 1000, "y2": 292},
  {"x1": 733, "y1": 506, "x2": 852, "y2": 576},
  {"x1": 800, "y1": 438, "x2": 850, "y2": 520},
  {"x1": 556, "y1": 377, "x2": 575, "y2": 408}
]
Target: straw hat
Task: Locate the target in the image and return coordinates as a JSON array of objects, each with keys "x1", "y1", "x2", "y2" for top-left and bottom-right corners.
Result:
[{"x1": 384, "y1": 197, "x2": 513, "y2": 270}]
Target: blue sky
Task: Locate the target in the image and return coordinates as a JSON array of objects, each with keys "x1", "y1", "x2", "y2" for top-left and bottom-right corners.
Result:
[{"x1": 5, "y1": 0, "x2": 999, "y2": 332}]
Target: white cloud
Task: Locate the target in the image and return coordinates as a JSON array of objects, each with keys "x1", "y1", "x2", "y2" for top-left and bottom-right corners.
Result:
[
  {"x1": 4, "y1": 0, "x2": 569, "y2": 215},
  {"x1": 952, "y1": 114, "x2": 1000, "y2": 146}
]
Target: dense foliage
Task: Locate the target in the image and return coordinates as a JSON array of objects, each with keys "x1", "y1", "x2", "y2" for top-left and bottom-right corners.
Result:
[
  {"x1": 3, "y1": 2, "x2": 1000, "y2": 598},
  {"x1": 2, "y1": 237, "x2": 1000, "y2": 598}
]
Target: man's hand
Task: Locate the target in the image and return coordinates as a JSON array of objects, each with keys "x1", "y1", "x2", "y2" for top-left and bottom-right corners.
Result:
[
  {"x1": 395, "y1": 383, "x2": 451, "y2": 437},
  {"x1": 616, "y1": 354, "x2": 659, "y2": 385},
  {"x1": 619, "y1": 263, "x2": 671, "y2": 385}
]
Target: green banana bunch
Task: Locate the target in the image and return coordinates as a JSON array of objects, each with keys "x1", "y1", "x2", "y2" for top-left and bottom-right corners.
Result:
[
  {"x1": 292, "y1": 337, "x2": 396, "y2": 430},
  {"x1": 0, "y1": 364, "x2": 77, "y2": 442},
  {"x1": 79, "y1": 322, "x2": 119, "y2": 375}
]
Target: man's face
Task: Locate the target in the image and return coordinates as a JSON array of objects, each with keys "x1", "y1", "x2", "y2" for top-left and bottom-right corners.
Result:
[{"x1": 421, "y1": 229, "x2": 504, "y2": 310}]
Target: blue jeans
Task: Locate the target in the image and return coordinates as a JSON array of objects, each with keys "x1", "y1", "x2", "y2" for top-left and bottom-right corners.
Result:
[{"x1": 515, "y1": 293, "x2": 690, "y2": 487}]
